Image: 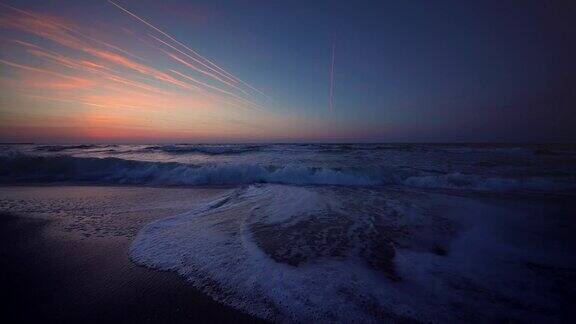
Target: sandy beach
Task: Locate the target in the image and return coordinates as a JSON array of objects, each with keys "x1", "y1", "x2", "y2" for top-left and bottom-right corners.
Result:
[{"x1": 0, "y1": 185, "x2": 265, "y2": 323}]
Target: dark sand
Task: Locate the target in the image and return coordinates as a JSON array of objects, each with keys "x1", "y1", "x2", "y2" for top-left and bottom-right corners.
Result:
[{"x1": 0, "y1": 186, "x2": 266, "y2": 323}]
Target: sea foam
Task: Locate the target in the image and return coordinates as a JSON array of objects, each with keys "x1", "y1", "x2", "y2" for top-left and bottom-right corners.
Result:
[{"x1": 130, "y1": 184, "x2": 575, "y2": 322}]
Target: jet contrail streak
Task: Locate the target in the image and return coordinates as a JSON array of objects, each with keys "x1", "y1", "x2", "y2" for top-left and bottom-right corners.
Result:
[
  {"x1": 169, "y1": 69, "x2": 264, "y2": 110},
  {"x1": 107, "y1": 0, "x2": 270, "y2": 100},
  {"x1": 0, "y1": 2, "x2": 144, "y2": 62},
  {"x1": 171, "y1": 70, "x2": 265, "y2": 113},
  {"x1": 149, "y1": 34, "x2": 253, "y2": 98},
  {"x1": 329, "y1": 40, "x2": 335, "y2": 112},
  {"x1": 106, "y1": 1, "x2": 234, "y2": 80},
  {"x1": 0, "y1": 58, "x2": 86, "y2": 81}
]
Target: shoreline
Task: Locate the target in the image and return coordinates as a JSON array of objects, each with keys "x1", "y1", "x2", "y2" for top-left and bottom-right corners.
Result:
[{"x1": 0, "y1": 186, "x2": 266, "y2": 323}]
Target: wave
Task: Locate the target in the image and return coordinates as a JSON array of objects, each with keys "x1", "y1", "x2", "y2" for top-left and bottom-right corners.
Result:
[
  {"x1": 0, "y1": 153, "x2": 377, "y2": 186},
  {"x1": 130, "y1": 185, "x2": 416, "y2": 322},
  {"x1": 131, "y1": 184, "x2": 574, "y2": 322},
  {"x1": 34, "y1": 144, "x2": 99, "y2": 152},
  {"x1": 145, "y1": 144, "x2": 264, "y2": 155},
  {"x1": 0, "y1": 153, "x2": 573, "y2": 191}
]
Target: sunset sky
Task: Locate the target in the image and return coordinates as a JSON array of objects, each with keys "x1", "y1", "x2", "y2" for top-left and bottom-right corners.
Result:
[{"x1": 0, "y1": 0, "x2": 574, "y2": 143}]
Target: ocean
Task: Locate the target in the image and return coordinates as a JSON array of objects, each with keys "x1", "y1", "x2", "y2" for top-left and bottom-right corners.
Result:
[{"x1": 1, "y1": 143, "x2": 575, "y2": 322}]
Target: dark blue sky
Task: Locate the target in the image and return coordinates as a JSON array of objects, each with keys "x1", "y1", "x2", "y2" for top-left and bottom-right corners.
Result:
[{"x1": 1, "y1": 0, "x2": 574, "y2": 142}]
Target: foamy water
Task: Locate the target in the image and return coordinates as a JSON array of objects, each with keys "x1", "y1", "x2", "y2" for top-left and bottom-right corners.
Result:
[{"x1": 2, "y1": 143, "x2": 575, "y2": 321}]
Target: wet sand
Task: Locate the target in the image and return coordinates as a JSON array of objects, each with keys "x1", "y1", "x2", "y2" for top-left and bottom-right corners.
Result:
[{"x1": 0, "y1": 186, "x2": 266, "y2": 323}]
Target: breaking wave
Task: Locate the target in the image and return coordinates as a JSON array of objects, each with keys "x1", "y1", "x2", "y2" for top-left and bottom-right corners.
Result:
[{"x1": 0, "y1": 153, "x2": 573, "y2": 191}]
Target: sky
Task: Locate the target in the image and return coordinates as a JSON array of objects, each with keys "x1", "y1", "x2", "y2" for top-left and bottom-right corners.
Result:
[{"x1": 0, "y1": 0, "x2": 574, "y2": 143}]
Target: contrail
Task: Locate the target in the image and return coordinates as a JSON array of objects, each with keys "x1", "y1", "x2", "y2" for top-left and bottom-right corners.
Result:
[
  {"x1": 329, "y1": 40, "x2": 335, "y2": 112},
  {"x1": 107, "y1": 0, "x2": 270, "y2": 101},
  {"x1": 0, "y1": 58, "x2": 85, "y2": 81},
  {"x1": 0, "y1": 2, "x2": 144, "y2": 62},
  {"x1": 106, "y1": 1, "x2": 234, "y2": 81},
  {"x1": 171, "y1": 70, "x2": 266, "y2": 113},
  {"x1": 149, "y1": 34, "x2": 253, "y2": 98},
  {"x1": 169, "y1": 69, "x2": 266, "y2": 111}
]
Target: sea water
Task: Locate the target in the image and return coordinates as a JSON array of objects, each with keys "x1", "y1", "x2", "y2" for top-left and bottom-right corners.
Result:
[{"x1": 1, "y1": 143, "x2": 575, "y2": 321}]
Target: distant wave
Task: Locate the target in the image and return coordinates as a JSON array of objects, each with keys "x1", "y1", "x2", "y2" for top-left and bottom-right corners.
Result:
[
  {"x1": 145, "y1": 144, "x2": 264, "y2": 155},
  {"x1": 34, "y1": 144, "x2": 98, "y2": 152},
  {"x1": 1, "y1": 153, "x2": 573, "y2": 192}
]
